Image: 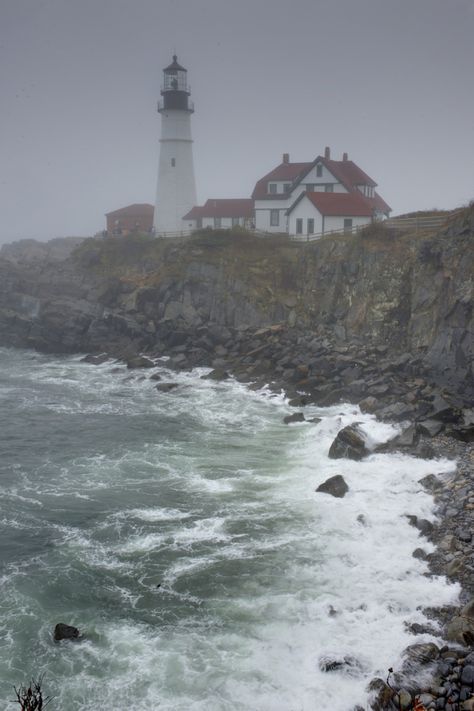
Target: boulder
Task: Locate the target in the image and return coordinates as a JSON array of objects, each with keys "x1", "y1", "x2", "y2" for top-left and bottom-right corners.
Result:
[
  {"x1": 402, "y1": 642, "x2": 440, "y2": 672},
  {"x1": 447, "y1": 601, "x2": 474, "y2": 646},
  {"x1": 283, "y1": 412, "x2": 305, "y2": 424},
  {"x1": 203, "y1": 368, "x2": 230, "y2": 381},
  {"x1": 328, "y1": 424, "x2": 369, "y2": 461},
  {"x1": 155, "y1": 382, "x2": 179, "y2": 393},
  {"x1": 377, "y1": 401, "x2": 416, "y2": 421},
  {"x1": 126, "y1": 355, "x2": 155, "y2": 369},
  {"x1": 81, "y1": 353, "x2": 109, "y2": 365},
  {"x1": 319, "y1": 654, "x2": 363, "y2": 675},
  {"x1": 367, "y1": 677, "x2": 395, "y2": 710},
  {"x1": 417, "y1": 419, "x2": 444, "y2": 438},
  {"x1": 359, "y1": 396, "x2": 378, "y2": 413},
  {"x1": 316, "y1": 474, "x2": 349, "y2": 498},
  {"x1": 54, "y1": 623, "x2": 80, "y2": 642},
  {"x1": 430, "y1": 394, "x2": 462, "y2": 423}
]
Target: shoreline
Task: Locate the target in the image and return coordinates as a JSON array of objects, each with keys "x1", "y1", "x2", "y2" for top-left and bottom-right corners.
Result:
[{"x1": 81, "y1": 325, "x2": 474, "y2": 711}]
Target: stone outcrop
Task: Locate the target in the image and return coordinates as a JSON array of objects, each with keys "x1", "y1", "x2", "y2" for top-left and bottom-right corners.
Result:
[{"x1": 0, "y1": 207, "x2": 472, "y2": 402}]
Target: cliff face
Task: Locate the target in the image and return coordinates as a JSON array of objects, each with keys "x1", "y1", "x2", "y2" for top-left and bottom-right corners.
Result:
[{"x1": 0, "y1": 208, "x2": 472, "y2": 388}]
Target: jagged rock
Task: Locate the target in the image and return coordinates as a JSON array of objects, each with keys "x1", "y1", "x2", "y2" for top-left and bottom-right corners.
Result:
[
  {"x1": 402, "y1": 642, "x2": 440, "y2": 671},
  {"x1": 316, "y1": 474, "x2": 349, "y2": 498},
  {"x1": 418, "y1": 473, "x2": 442, "y2": 492},
  {"x1": 328, "y1": 424, "x2": 369, "y2": 461},
  {"x1": 359, "y1": 396, "x2": 378, "y2": 413},
  {"x1": 319, "y1": 654, "x2": 363, "y2": 675},
  {"x1": 283, "y1": 412, "x2": 305, "y2": 424},
  {"x1": 376, "y1": 424, "x2": 419, "y2": 453},
  {"x1": 377, "y1": 401, "x2": 416, "y2": 421},
  {"x1": 155, "y1": 382, "x2": 179, "y2": 392},
  {"x1": 417, "y1": 419, "x2": 444, "y2": 437},
  {"x1": 203, "y1": 368, "x2": 230, "y2": 381},
  {"x1": 127, "y1": 355, "x2": 155, "y2": 369},
  {"x1": 446, "y1": 601, "x2": 474, "y2": 646},
  {"x1": 367, "y1": 677, "x2": 395, "y2": 710},
  {"x1": 81, "y1": 353, "x2": 109, "y2": 365},
  {"x1": 54, "y1": 623, "x2": 80, "y2": 642}
]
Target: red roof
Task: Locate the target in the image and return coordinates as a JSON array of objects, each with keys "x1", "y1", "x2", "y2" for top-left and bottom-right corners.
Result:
[
  {"x1": 365, "y1": 191, "x2": 392, "y2": 215},
  {"x1": 183, "y1": 199, "x2": 254, "y2": 220},
  {"x1": 323, "y1": 159, "x2": 376, "y2": 189},
  {"x1": 252, "y1": 162, "x2": 313, "y2": 199},
  {"x1": 292, "y1": 192, "x2": 374, "y2": 217},
  {"x1": 105, "y1": 203, "x2": 154, "y2": 217}
]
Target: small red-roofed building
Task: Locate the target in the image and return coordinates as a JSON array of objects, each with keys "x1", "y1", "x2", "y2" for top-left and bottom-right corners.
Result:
[
  {"x1": 183, "y1": 199, "x2": 254, "y2": 230},
  {"x1": 252, "y1": 148, "x2": 391, "y2": 234},
  {"x1": 105, "y1": 204, "x2": 154, "y2": 235}
]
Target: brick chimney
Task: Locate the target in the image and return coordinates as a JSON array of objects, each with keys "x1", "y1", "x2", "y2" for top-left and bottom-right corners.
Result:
[
  {"x1": 342, "y1": 152, "x2": 348, "y2": 162},
  {"x1": 324, "y1": 146, "x2": 330, "y2": 159},
  {"x1": 282, "y1": 152, "x2": 290, "y2": 164}
]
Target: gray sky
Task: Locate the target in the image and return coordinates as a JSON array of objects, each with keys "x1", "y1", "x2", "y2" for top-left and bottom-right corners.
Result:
[{"x1": 1, "y1": 0, "x2": 473, "y2": 243}]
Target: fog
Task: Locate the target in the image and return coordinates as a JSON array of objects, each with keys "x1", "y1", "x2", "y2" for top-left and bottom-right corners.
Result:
[{"x1": 1, "y1": 0, "x2": 473, "y2": 244}]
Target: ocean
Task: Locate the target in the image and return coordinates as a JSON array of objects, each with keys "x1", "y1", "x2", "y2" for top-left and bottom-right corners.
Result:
[{"x1": 0, "y1": 346, "x2": 459, "y2": 710}]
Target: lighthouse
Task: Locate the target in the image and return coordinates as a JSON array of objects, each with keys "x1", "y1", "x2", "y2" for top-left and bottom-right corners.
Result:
[{"x1": 153, "y1": 55, "x2": 197, "y2": 234}]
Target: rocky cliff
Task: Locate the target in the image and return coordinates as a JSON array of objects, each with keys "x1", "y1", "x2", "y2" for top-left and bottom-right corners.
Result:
[{"x1": 0, "y1": 208, "x2": 472, "y2": 394}]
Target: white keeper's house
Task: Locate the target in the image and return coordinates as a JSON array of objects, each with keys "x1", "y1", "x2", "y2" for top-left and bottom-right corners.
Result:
[{"x1": 251, "y1": 147, "x2": 391, "y2": 236}]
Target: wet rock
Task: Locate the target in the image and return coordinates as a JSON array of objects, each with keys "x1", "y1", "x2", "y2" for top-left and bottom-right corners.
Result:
[
  {"x1": 54, "y1": 623, "x2": 80, "y2": 642},
  {"x1": 316, "y1": 474, "x2": 349, "y2": 498},
  {"x1": 81, "y1": 353, "x2": 109, "y2": 365},
  {"x1": 127, "y1": 355, "x2": 155, "y2": 369},
  {"x1": 149, "y1": 372, "x2": 162, "y2": 381},
  {"x1": 283, "y1": 412, "x2": 305, "y2": 424},
  {"x1": 155, "y1": 382, "x2": 179, "y2": 393},
  {"x1": 319, "y1": 654, "x2": 363, "y2": 675},
  {"x1": 447, "y1": 601, "x2": 474, "y2": 646},
  {"x1": 203, "y1": 368, "x2": 230, "y2": 381},
  {"x1": 367, "y1": 677, "x2": 395, "y2": 710},
  {"x1": 403, "y1": 642, "x2": 440, "y2": 671},
  {"x1": 328, "y1": 424, "x2": 369, "y2": 461},
  {"x1": 430, "y1": 394, "x2": 462, "y2": 423},
  {"x1": 377, "y1": 401, "x2": 416, "y2": 421},
  {"x1": 418, "y1": 473, "x2": 443, "y2": 492}
]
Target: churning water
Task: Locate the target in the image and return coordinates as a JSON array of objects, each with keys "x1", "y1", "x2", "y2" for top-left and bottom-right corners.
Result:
[{"x1": 0, "y1": 347, "x2": 459, "y2": 710}]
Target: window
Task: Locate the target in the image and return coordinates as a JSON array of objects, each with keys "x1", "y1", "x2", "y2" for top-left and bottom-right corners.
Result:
[
  {"x1": 344, "y1": 218, "x2": 353, "y2": 232},
  {"x1": 214, "y1": 217, "x2": 222, "y2": 228},
  {"x1": 307, "y1": 218, "x2": 314, "y2": 234},
  {"x1": 270, "y1": 209, "x2": 279, "y2": 226},
  {"x1": 296, "y1": 218, "x2": 303, "y2": 234},
  {"x1": 231, "y1": 217, "x2": 240, "y2": 227},
  {"x1": 268, "y1": 183, "x2": 277, "y2": 194},
  {"x1": 316, "y1": 164, "x2": 323, "y2": 177},
  {"x1": 171, "y1": 158, "x2": 176, "y2": 167},
  {"x1": 306, "y1": 184, "x2": 315, "y2": 191},
  {"x1": 325, "y1": 184, "x2": 333, "y2": 192},
  {"x1": 283, "y1": 183, "x2": 291, "y2": 193}
]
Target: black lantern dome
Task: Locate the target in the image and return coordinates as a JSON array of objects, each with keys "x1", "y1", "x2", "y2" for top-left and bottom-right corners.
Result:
[{"x1": 159, "y1": 55, "x2": 194, "y2": 113}]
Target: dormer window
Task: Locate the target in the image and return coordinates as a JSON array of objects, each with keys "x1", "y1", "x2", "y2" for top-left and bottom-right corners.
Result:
[
  {"x1": 316, "y1": 164, "x2": 323, "y2": 177},
  {"x1": 268, "y1": 183, "x2": 277, "y2": 194},
  {"x1": 283, "y1": 183, "x2": 291, "y2": 193}
]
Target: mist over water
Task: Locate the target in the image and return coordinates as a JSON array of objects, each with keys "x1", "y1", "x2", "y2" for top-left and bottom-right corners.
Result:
[{"x1": 0, "y1": 348, "x2": 459, "y2": 710}]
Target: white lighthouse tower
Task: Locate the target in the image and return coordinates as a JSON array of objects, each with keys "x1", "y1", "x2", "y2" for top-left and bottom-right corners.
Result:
[{"x1": 153, "y1": 55, "x2": 197, "y2": 235}]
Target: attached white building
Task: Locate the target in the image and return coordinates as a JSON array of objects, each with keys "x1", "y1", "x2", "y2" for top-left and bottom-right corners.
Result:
[
  {"x1": 183, "y1": 199, "x2": 254, "y2": 230},
  {"x1": 252, "y1": 148, "x2": 391, "y2": 234},
  {"x1": 287, "y1": 191, "x2": 374, "y2": 237}
]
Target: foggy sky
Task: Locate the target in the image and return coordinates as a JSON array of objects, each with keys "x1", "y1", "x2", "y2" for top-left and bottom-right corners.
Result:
[{"x1": 1, "y1": 0, "x2": 473, "y2": 244}]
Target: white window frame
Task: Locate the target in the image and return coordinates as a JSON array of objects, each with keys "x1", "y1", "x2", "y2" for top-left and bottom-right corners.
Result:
[{"x1": 268, "y1": 183, "x2": 277, "y2": 194}]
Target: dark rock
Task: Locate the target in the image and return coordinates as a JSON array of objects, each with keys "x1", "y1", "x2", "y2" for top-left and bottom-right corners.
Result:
[
  {"x1": 447, "y1": 600, "x2": 474, "y2": 645},
  {"x1": 319, "y1": 654, "x2": 363, "y2": 675},
  {"x1": 461, "y1": 665, "x2": 474, "y2": 687},
  {"x1": 417, "y1": 419, "x2": 445, "y2": 437},
  {"x1": 328, "y1": 424, "x2": 369, "y2": 461},
  {"x1": 316, "y1": 474, "x2": 349, "y2": 498},
  {"x1": 155, "y1": 382, "x2": 179, "y2": 393},
  {"x1": 203, "y1": 368, "x2": 230, "y2": 381},
  {"x1": 413, "y1": 547, "x2": 429, "y2": 561},
  {"x1": 367, "y1": 677, "x2": 395, "y2": 710},
  {"x1": 283, "y1": 412, "x2": 305, "y2": 424},
  {"x1": 81, "y1": 353, "x2": 109, "y2": 365},
  {"x1": 418, "y1": 473, "x2": 443, "y2": 492},
  {"x1": 358, "y1": 396, "x2": 378, "y2": 413},
  {"x1": 377, "y1": 401, "x2": 416, "y2": 421},
  {"x1": 54, "y1": 622, "x2": 80, "y2": 642},
  {"x1": 127, "y1": 356, "x2": 155, "y2": 369},
  {"x1": 406, "y1": 515, "x2": 434, "y2": 538},
  {"x1": 149, "y1": 372, "x2": 162, "y2": 381},
  {"x1": 402, "y1": 642, "x2": 440, "y2": 671},
  {"x1": 429, "y1": 394, "x2": 462, "y2": 423}
]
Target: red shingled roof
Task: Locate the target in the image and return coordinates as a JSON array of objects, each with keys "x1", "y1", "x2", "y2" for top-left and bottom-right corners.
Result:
[
  {"x1": 365, "y1": 191, "x2": 392, "y2": 215},
  {"x1": 183, "y1": 199, "x2": 254, "y2": 220},
  {"x1": 290, "y1": 192, "x2": 374, "y2": 217},
  {"x1": 252, "y1": 162, "x2": 313, "y2": 199},
  {"x1": 323, "y1": 159, "x2": 377, "y2": 189},
  {"x1": 105, "y1": 203, "x2": 154, "y2": 217}
]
